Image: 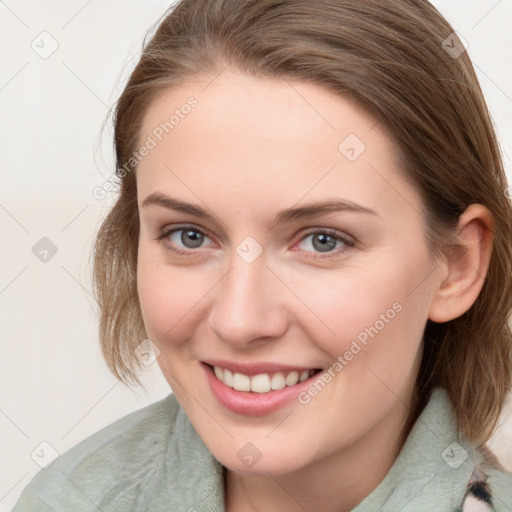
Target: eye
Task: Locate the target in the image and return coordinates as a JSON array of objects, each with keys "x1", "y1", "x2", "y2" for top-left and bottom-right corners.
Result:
[
  {"x1": 157, "y1": 225, "x2": 214, "y2": 255},
  {"x1": 295, "y1": 229, "x2": 355, "y2": 259},
  {"x1": 157, "y1": 225, "x2": 355, "y2": 259}
]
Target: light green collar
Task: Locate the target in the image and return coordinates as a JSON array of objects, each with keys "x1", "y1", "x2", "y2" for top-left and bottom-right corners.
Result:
[{"x1": 353, "y1": 388, "x2": 480, "y2": 511}]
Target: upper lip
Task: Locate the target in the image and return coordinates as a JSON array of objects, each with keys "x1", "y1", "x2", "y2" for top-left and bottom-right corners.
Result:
[{"x1": 203, "y1": 359, "x2": 320, "y2": 376}]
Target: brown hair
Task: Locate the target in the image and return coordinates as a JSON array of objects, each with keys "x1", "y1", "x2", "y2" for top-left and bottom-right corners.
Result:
[{"x1": 93, "y1": 0, "x2": 512, "y2": 448}]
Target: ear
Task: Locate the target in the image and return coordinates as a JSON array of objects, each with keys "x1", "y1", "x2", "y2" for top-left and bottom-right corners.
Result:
[{"x1": 429, "y1": 204, "x2": 494, "y2": 323}]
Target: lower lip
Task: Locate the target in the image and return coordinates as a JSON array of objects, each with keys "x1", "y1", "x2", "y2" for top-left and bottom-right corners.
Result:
[{"x1": 202, "y1": 363, "x2": 319, "y2": 416}]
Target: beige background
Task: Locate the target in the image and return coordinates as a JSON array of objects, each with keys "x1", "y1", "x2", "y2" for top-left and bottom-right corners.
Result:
[{"x1": 1, "y1": 1, "x2": 511, "y2": 509}]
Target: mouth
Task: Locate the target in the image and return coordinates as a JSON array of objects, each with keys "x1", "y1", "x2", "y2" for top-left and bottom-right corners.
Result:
[
  {"x1": 202, "y1": 360, "x2": 326, "y2": 415},
  {"x1": 205, "y1": 363, "x2": 323, "y2": 394}
]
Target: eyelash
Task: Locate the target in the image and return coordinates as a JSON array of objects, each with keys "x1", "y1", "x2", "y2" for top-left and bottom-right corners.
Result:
[{"x1": 156, "y1": 224, "x2": 356, "y2": 260}]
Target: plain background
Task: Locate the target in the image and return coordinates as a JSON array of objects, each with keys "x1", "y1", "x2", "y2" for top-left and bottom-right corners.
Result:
[{"x1": 1, "y1": 0, "x2": 511, "y2": 509}]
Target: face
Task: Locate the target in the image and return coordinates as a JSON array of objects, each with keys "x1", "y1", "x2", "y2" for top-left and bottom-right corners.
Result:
[{"x1": 135, "y1": 70, "x2": 441, "y2": 476}]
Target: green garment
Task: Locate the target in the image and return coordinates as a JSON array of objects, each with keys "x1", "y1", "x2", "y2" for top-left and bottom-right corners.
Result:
[{"x1": 12, "y1": 388, "x2": 512, "y2": 511}]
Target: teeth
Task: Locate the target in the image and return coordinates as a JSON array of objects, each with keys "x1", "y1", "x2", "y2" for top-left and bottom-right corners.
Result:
[
  {"x1": 299, "y1": 370, "x2": 309, "y2": 382},
  {"x1": 271, "y1": 372, "x2": 286, "y2": 390},
  {"x1": 285, "y1": 371, "x2": 299, "y2": 386},
  {"x1": 213, "y1": 366, "x2": 317, "y2": 393},
  {"x1": 233, "y1": 372, "x2": 251, "y2": 391},
  {"x1": 251, "y1": 374, "x2": 271, "y2": 393},
  {"x1": 224, "y1": 369, "x2": 233, "y2": 387}
]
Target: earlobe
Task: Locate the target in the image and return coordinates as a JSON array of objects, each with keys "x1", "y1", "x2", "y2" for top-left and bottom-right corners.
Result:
[{"x1": 428, "y1": 204, "x2": 494, "y2": 323}]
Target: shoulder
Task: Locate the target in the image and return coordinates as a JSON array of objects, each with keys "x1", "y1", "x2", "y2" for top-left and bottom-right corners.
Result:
[{"x1": 12, "y1": 393, "x2": 180, "y2": 511}]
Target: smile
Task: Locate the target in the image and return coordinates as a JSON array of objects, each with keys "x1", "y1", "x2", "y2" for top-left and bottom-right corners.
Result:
[
  {"x1": 212, "y1": 365, "x2": 320, "y2": 394},
  {"x1": 202, "y1": 361, "x2": 325, "y2": 415}
]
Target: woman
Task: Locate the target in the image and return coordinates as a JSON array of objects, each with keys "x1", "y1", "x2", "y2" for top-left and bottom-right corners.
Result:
[{"x1": 13, "y1": 0, "x2": 512, "y2": 510}]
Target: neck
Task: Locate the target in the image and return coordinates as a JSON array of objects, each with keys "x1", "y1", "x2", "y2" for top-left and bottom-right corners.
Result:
[{"x1": 224, "y1": 397, "x2": 411, "y2": 512}]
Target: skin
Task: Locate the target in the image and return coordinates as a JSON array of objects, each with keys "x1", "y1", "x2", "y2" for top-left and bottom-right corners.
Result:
[{"x1": 135, "y1": 69, "x2": 494, "y2": 512}]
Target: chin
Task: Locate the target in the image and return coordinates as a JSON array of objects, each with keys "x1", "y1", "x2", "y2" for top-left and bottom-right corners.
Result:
[
  {"x1": 209, "y1": 437, "x2": 318, "y2": 477},
  {"x1": 225, "y1": 457, "x2": 305, "y2": 477}
]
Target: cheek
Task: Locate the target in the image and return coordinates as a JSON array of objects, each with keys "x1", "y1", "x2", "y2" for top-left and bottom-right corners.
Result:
[
  {"x1": 296, "y1": 253, "x2": 431, "y2": 373},
  {"x1": 293, "y1": 267, "x2": 406, "y2": 341},
  {"x1": 136, "y1": 252, "x2": 210, "y2": 348}
]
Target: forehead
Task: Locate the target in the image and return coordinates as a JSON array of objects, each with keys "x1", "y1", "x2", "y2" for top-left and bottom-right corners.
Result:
[
  {"x1": 139, "y1": 71, "x2": 390, "y2": 154},
  {"x1": 135, "y1": 71, "x2": 424, "y2": 221}
]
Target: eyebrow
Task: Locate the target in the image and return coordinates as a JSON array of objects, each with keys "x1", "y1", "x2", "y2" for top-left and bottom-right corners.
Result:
[{"x1": 141, "y1": 192, "x2": 379, "y2": 229}]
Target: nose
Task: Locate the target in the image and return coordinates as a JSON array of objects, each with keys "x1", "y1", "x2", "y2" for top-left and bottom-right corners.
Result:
[{"x1": 207, "y1": 252, "x2": 289, "y2": 347}]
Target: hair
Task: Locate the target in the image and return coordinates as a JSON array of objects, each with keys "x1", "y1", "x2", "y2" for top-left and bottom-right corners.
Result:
[{"x1": 93, "y1": 0, "x2": 512, "y2": 449}]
